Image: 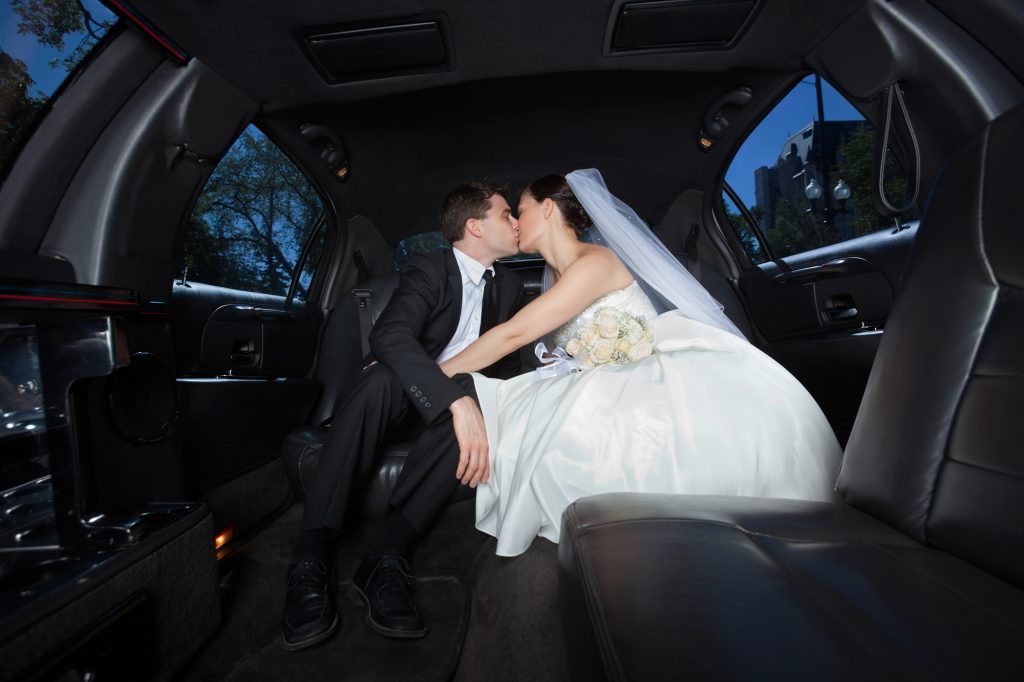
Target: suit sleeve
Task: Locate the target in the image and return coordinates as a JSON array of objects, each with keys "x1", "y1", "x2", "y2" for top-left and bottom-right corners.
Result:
[{"x1": 369, "y1": 258, "x2": 468, "y2": 423}]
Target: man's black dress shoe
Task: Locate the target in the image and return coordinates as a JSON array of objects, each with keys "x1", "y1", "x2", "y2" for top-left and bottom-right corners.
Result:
[
  {"x1": 348, "y1": 555, "x2": 428, "y2": 638},
  {"x1": 281, "y1": 557, "x2": 339, "y2": 651}
]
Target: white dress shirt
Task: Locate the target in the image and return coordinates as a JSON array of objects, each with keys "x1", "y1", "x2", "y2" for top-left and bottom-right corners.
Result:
[{"x1": 436, "y1": 247, "x2": 494, "y2": 364}]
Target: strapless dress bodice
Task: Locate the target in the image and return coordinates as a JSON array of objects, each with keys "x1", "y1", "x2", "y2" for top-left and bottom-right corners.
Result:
[{"x1": 553, "y1": 280, "x2": 657, "y2": 348}]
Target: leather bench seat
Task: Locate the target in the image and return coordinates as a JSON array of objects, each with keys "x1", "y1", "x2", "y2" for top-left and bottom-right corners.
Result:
[
  {"x1": 560, "y1": 494, "x2": 1024, "y2": 680},
  {"x1": 279, "y1": 257, "x2": 542, "y2": 516},
  {"x1": 557, "y1": 106, "x2": 1024, "y2": 681},
  {"x1": 282, "y1": 424, "x2": 473, "y2": 517}
]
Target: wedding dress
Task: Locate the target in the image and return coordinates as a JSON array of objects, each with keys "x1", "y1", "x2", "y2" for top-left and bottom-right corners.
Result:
[{"x1": 471, "y1": 281, "x2": 843, "y2": 557}]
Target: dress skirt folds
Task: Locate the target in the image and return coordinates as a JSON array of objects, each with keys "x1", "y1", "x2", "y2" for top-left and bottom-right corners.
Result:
[{"x1": 472, "y1": 310, "x2": 843, "y2": 557}]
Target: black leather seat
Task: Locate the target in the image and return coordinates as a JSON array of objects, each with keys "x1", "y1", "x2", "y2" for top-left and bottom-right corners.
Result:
[
  {"x1": 281, "y1": 271, "x2": 429, "y2": 518},
  {"x1": 558, "y1": 107, "x2": 1024, "y2": 680}
]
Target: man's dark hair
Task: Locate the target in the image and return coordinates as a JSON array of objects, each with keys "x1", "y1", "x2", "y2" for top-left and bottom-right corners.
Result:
[{"x1": 440, "y1": 180, "x2": 505, "y2": 243}]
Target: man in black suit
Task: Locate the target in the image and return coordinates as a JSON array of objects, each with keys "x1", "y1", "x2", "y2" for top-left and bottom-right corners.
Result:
[{"x1": 282, "y1": 181, "x2": 523, "y2": 650}]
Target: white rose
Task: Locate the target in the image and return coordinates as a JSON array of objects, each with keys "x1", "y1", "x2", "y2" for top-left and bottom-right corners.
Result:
[
  {"x1": 581, "y1": 326, "x2": 600, "y2": 345},
  {"x1": 628, "y1": 340, "x2": 654, "y2": 362},
  {"x1": 565, "y1": 338, "x2": 581, "y2": 356},
  {"x1": 594, "y1": 309, "x2": 620, "y2": 339},
  {"x1": 615, "y1": 339, "x2": 631, "y2": 354},
  {"x1": 590, "y1": 339, "x2": 615, "y2": 364}
]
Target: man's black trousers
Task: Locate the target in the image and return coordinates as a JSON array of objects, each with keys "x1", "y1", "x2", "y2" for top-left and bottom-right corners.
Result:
[{"x1": 302, "y1": 362, "x2": 474, "y2": 535}]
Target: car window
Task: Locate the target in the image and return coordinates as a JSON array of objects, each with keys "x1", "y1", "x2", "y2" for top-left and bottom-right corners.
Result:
[
  {"x1": 180, "y1": 125, "x2": 327, "y2": 300},
  {"x1": 722, "y1": 75, "x2": 918, "y2": 262},
  {"x1": 394, "y1": 231, "x2": 450, "y2": 270},
  {"x1": 0, "y1": 0, "x2": 117, "y2": 172}
]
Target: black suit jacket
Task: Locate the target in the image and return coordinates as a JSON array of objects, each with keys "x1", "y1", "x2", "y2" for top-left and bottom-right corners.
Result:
[{"x1": 369, "y1": 248, "x2": 524, "y2": 423}]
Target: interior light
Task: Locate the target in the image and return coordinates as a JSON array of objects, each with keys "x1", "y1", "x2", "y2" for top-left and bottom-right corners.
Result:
[{"x1": 214, "y1": 525, "x2": 234, "y2": 551}]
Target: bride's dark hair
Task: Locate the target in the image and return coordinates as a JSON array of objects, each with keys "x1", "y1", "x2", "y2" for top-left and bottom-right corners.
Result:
[{"x1": 526, "y1": 174, "x2": 591, "y2": 236}]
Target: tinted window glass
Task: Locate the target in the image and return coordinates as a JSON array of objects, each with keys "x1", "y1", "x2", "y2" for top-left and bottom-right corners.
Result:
[
  {"x1": 394, "y1": 231, "x2": 450, "y2": 270},
  {"x1": 0, "y1": 0, "x2": 116, "y2": 171},
  {"x1": 181, "y1": 126, "x2": 326, "y2": 298},
  {"x1": 394, "y1": 231, "x2": 546, "y2": 271},
  {"x1": 723, "y1": 76, "x2": 917, "y2": 260}
]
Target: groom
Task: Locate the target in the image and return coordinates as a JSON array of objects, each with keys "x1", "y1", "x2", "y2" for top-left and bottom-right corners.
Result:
[{"x1": 282, "y1": 180, "x2": 523, "y2": 650}]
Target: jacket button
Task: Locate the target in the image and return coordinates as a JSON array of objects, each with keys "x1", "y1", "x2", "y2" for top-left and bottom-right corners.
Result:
[
  {"x1": 425, "y1": 402, "x2": 431, "y2": 408},
  {"x1": 419, "y1": 396, "x2": 426, "y2": 403},
  {"x1": 410, "y1": 385, "x2": 417, "y2": 392},
  {"x1": 416, "y1": 390, "x2": 423, "y2": 397}
]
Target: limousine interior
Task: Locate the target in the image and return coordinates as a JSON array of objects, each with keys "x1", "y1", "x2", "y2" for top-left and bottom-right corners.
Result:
[{"x1": 0, "y1": 0, "x2": 1021, "y2": 679}]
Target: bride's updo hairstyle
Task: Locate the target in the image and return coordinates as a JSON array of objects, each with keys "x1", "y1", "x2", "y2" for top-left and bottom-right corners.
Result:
[{"x1": 527, "y1": 174, "x2": 591, "y2": 237}]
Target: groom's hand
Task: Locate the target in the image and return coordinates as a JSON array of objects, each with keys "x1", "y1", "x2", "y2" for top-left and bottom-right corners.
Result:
[{"x1": 449, "y1": 396, "x2": 490, "y2": 487}]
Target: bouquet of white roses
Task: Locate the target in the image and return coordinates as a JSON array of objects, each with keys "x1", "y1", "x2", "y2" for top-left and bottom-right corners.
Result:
[{"x1": 564, "y1": 307, "x2": 655, "y2": 368}]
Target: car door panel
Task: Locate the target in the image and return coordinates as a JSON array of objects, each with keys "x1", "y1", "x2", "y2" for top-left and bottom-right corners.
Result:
[
  {"x1": 199, "y1": 303, "x2": 318, "y2": 376},
  {"x1": 171, "y1": 282, "x2": 321, "y2": 375},
  {"x1": 170, "y1": 283, "x2": 323, "y2": 534},
  {"x1": 177, "y1": 376, "x2": 319, "y2": 495},
  {"x1": 749, "y1": 269, "x2": 893, "y2": 337},
  {"x1": 737, "y1": 226, "x2": 917, "y2": 443}
]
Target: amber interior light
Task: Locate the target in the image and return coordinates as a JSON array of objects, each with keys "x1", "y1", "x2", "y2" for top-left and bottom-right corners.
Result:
[{"x1": 214, "y1": 526, "x2": 234, "y2": 550}]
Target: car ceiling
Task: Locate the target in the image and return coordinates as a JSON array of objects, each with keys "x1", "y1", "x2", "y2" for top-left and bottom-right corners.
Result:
[
  {"x1": 128, "y1": 0, "x2": 864, "y2": 110},
  {"x1": 120, "y1": 0, "x2": 1024, "y2": 245},
  {"x1": 126, "y1": 0, "x2": 866, "y2": 242}
]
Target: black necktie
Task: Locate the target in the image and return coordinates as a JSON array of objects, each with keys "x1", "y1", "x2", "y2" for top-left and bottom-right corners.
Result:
[{"x1": 479, "y1": 269, "x2": 499, "y2": 334}]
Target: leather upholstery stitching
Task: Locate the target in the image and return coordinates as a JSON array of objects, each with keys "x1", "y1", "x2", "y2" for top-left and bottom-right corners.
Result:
[
  {"x1": 568, "y1": 505, "x2": 627, "y2": 681},
  {"x1": 923, "y1": 124, "x2": 999, "y2": 541},
  {"x1": 576, "y1": 515, "x2": 911, "y2": 546}
]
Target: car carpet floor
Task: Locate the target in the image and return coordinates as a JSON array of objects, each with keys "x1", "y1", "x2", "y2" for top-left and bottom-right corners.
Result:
[
  {"x1": 453, "y1": 537, "x2": 571, "y2": 682},
  {"x1": 222, "y1": 575, "x2": 469, "y2": 682},
  {"x1": 179, "y1": 497, "x2": 489, "y2": 682}
]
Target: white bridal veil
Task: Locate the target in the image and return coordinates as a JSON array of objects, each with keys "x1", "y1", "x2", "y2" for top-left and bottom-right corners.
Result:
[{"x1": 559, "y1": 168, "x2": 745, "y2": 339}]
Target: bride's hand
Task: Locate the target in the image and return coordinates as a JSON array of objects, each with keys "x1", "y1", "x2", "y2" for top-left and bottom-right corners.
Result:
[{"x1": 449, "y1": 395, "x2": 489, "y2": 487}]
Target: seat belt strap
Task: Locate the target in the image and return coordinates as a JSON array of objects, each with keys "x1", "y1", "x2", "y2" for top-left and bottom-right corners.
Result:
[
  {"x1": 354, "y1": 288, "x2": 373, "y2": 357},
  {"x1": 684, "y1": 223, "x2": 702, "y2": 281}
]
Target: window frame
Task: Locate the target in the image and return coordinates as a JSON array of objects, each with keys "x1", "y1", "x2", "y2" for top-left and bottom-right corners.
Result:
[
  {"x1": 712, "y1": 72, "x2": 919, "y2": 267},
  {"x1": 180, "y1": 121, "x2": 336, "y2": 305},
  {"x1": 721, "y1": 180, "x2": 775, "y2": 263}
]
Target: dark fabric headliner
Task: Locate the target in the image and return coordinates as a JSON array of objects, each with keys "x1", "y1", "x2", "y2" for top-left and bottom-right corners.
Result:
[
  {"x1": 129, "y1": 0, "x2": 864, "y2": 110},
  {"x1": 122, "y1": 0, "x2": 869, "y2": 243},
  {"x1": 269, "y1": 69, "x2": 794, "y2": 243}
]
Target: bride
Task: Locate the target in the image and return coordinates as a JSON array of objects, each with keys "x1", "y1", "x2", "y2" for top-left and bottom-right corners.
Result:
[{"x1": 439, "y1": 169, "x2": 842, "y2": 557}]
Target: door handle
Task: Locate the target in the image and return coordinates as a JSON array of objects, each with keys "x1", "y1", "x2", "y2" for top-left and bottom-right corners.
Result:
[
  {"x1": 824, "y1": 294, "x2": 858, "y2": 322},
  {"x1": 827, "y1": 306, "x2": 859, "y2": 321},
  {"x1": 229, "y1": 339, "x2": 257, "y2": 365}
]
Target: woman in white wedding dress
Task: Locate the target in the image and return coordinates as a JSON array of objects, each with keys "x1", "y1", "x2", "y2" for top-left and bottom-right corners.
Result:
[{"x1": 440, "y1": 169, "x2": 842, "y2": 557}]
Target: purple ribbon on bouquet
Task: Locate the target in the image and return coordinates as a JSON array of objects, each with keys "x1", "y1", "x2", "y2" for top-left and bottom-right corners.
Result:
[{"x1": 532, "y1": 342, "x2": 583, "y2": 380}]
